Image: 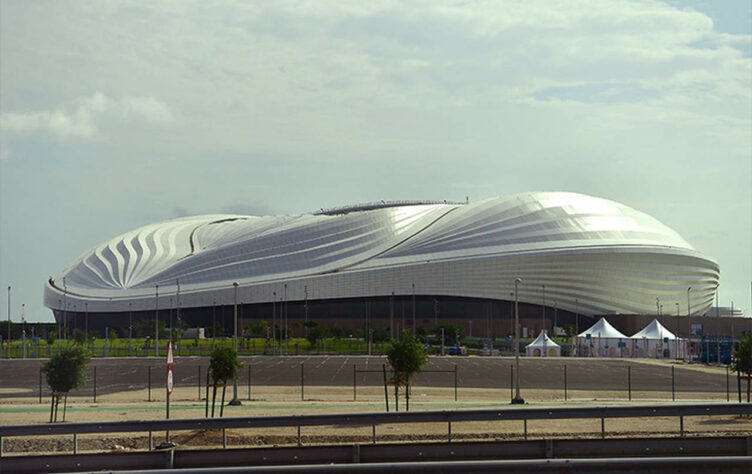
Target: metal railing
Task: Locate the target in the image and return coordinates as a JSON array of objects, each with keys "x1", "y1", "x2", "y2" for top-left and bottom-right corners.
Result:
[
  {"x1": 3, "y1": 438, "x2": 752, "y2": 473},
  {"x1": 1, "y1": 403, "x2": 750, "y2": 456}
]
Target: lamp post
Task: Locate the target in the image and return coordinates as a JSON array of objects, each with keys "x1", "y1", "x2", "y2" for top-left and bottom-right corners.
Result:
[
  {"x1": 412, "y1": 283, "x2": 416, "y2": 336},
  {"x1": 57, "y1": 299, "x2": 61, "y2": 341},
  {"x1": 128, "y1": 303, "x2": 132, "y2": 354},
  {"x1": 553, "y1": 300, "x2": 557, "y2": 335},
  {"x1": 509, "y1": 293, "x2": 513, "y2": 336},
  {"x1": 85, "y1": 303, "x2": 89, "y2": 346},
  {"x1": 7, "y1": 286, "x2": 11, "y2": 359},
  {"x1": 675, "y1": 302, "x2": 680, "y2": 359},
  {"x1": 212, "y1": 301, "x2": 217, "y2": 351},
  {"x1": 229, "y1": 282, "x2": 241, "y2": 405},
  {"x1": 715, "y1": 284, "x2": 720, "y2": 318},
  {"x1": 169, "y1": 297, "x2": 173, "y2": 343},
  {"x1": 283, "y1": 283, "x2": 288, "y2": 355},
  {"x1": 731, "y1": 300, "x2": 735, "y2": 341},
  {"x1": 512, "y1": 278, "x2": 524, "y2": 404},
  {"x1": 155, "y1": 285, "x2": 160, "y2": 357},
  {"x1": 20, "y1": 304, "x2": 25, "y2": 359},
  {"x1": 175, "y1": 279, "x2": 180, "y2": 342},
  {"x1": 686, "y1": 286, "x2": 691, "y2": 359},
  {"x1": 272, "y1": 292, "x2": 276, "y2": 355},
  {"x1": 390, "y1": 292, "x2": 394, "y2": 339},
  {"x1": 541, "y1": 284, "x2": 546, "y2": 333},
  {"x1": 63, "y1": 278, "x2": 67, "y2": 340},
  {"x1": 434, "y1": 298, "x2": 438, "y2": 327}
]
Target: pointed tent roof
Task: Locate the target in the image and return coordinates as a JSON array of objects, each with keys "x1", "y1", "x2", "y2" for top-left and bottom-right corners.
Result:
[
  {"x1": 576, "y1": 317, "x2": 628, "y2": 339},
  {"x1": 526, "y1": 329, "x2": 560, "y2": 349},
  {"x1": 631, "y1": 318, "x2": 677, "y2": 340}
]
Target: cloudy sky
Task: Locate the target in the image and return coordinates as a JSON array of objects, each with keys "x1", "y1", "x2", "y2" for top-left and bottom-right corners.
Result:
[{"x1": 1, "y1": 0, "x2": 750, "y2": 322}]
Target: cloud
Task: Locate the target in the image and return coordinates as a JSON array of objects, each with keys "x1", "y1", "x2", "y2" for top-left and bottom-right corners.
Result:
[
  {"x1": 0, "y1": 0, "x2": 750, "y2": 321},
  {"x1": 0, "y1": 144, "x2": 10, "y2": 161},
  {"x1": 0, "y1": 93, "x2": 173, "y2": 141}
]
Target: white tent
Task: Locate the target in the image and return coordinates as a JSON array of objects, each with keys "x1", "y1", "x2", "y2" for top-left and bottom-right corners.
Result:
[
  {"x1": 575, "y1": 318, "x2": 630, "y2": 357},
  {"x1": 630, "y1": 319, "x2": 687, "y2": 359},
  {"x1": 525, "y1": 330, "x2": 561, "y2": 357}
]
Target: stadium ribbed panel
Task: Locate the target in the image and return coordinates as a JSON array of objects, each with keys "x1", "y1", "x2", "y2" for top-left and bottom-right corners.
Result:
[{"x1": 44, "y1": 192, "x2": 719, "y2": 317}]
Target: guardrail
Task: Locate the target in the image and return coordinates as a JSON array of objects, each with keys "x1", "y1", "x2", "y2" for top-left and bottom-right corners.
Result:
[
  {"x1": 2, "y1": 437, "x2": 752, "y2": 473},
  {"x1": 90, "y1": 457, "x2": 752, "y2": 474},
  {"x1": 1, "y1": 403, "x2": 750, "y2": 456}
]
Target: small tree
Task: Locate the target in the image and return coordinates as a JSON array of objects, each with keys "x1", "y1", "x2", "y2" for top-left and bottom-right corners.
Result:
[
  {"x1": 330, "y1": 326, "x2": 346, "y2": 340},
  {"x1": 42, "y1": 345, "x2": 90, "y2": 422},
  {"x1": 731, "y1": 333, "x2": 752, "y2": 402},
  {"x1": 386, "y1": 331, "x2": 428, "y2": 412},
  {"x1": 208, "y1": 345, "x2": 243, "y2": 417},
  {"x1": 46, "y1": 330, "x2": 56, "y2": 346},
  {"x1": 306, "y1": 325, "x2": 328, "y2": 349},
  {"x1": 73, "y1": 329, "x2": 87, "y2": 345},
  {"x1": 256, "y1": 320, "x2": 268, "y2": 338}
]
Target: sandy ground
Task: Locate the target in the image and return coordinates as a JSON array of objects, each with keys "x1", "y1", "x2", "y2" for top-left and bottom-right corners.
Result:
[
  {"x1": 1, "y1": 358, "x2": 747, "y2": 456},
  {"x1": 2, "y1": 385, "x2": 750, "y2": 455}
]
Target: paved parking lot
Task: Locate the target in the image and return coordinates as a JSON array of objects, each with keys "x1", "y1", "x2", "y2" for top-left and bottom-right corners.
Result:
[{"x1": 0, "y1": 356, "x2": 730, "y2": 399}]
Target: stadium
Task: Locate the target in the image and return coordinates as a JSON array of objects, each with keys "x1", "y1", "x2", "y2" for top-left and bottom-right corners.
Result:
[{"x1": 44, "y1": 192, "x2": 719, "y2": 338}]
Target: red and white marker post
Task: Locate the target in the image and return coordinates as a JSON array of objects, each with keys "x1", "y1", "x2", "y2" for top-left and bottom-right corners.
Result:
[{"x1": 166, "y1": 340, "x2": 174, "y2": 419}]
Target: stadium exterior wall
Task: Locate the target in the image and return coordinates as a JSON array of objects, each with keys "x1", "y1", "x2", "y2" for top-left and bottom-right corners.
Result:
[{"x1": 44, "y1": 192, "x2": 720, "y2": 334}]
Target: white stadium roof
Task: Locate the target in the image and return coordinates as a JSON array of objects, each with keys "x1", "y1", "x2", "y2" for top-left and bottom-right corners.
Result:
[{"x1": 45, "y1": 192, "x2": 719, "y2": 317}]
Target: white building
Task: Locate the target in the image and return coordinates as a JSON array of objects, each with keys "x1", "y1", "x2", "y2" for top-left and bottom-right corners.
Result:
[{"x1": 44, "y1": 192, "x2": 720, "y2": 333}]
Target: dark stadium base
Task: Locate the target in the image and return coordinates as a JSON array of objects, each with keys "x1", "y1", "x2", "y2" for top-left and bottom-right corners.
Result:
[{"x1": 51, "y1": 295, "x2": 593, "y2": 340}]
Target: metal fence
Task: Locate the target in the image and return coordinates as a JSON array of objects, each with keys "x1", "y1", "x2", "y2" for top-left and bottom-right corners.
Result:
[{"x1": 11, "y1": 359, "x2": 742, "y2": 406}]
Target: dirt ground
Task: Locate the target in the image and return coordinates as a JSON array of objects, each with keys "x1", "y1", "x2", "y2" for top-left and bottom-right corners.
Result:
[{"x1": 2, "y1": 385, "x2": 750, "y2": 455}]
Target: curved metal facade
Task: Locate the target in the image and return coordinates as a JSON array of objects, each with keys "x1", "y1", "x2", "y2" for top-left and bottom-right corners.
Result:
[{"x1": 44, "y1": 192, "x2": 719, "y2": 318}]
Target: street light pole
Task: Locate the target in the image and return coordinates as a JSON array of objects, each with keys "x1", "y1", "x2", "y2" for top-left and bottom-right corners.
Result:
[
  {"x1": 553, "y1": 301, "x2": 557, "y2": 334},
  {"x1": 390, "y1": 292, "x2": 394, "y2": 339},
  {"x1": 715, "y1": 284, "x2": 720, "y2": 318},
  {"x1": 675, "y1": 302, "x2": 680, "y2": 359},
  {"x1": 155, "y1": 285, "x2": 159, "y2": 357},
  {"x1": 412, "y1": 283, "x2": 416, "y2": 336},
  {"x1": 686, "y1": 286, "x2": 691, "y2": 359},
  {"x1": 175, "y1": 279, "x2": 180, "y2": 342},
  {"x1": 230, "y1": 282, "x2": 241, "y2": 405},
  {"x1": 512, "y1": 278, "x2": 524, "y2": 404},
  {"x1": 541, "y1": 284, "x2": 545, "y2": 333},
  {"x1": 20, "y1": 304, "x2": 25, "y2": 359},
  {"x1": 128, "y1": 303, "x2": 132, "y2": 354},
  {"x1": 63, "y1": 278, "x2": 67, "y2": 340},
  {"x1": 7, "y1": 286, "x2": 10, "y2": 358}
]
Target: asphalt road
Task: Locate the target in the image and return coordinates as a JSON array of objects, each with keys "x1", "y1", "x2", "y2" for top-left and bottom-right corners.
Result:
[{"x1": 0, "y1": 356, "x2": 730, "y2": 399}]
